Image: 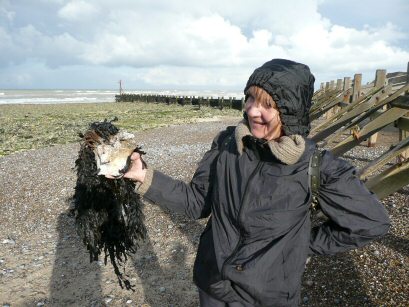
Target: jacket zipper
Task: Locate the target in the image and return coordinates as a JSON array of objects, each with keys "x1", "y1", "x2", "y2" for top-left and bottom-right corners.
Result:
[{"x1": 221, "y1": 161, "x2": 262, "y2": 279}]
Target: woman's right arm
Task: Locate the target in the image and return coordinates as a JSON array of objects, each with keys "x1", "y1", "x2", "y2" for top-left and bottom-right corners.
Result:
[{"x1": 125, "y1": 133, "x2": 224, "y2": 220}]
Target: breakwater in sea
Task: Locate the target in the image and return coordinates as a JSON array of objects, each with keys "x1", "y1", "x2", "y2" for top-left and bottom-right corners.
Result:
[{"x1": 115, "y1": 93, "x2": 245, "y2": 110}]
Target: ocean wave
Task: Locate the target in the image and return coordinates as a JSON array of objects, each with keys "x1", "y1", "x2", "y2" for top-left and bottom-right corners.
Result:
[
  {"x1": 0, "y1": 96, "x2": 112, "y2": 105},
  {"x1": 0, "y1": 89, "x2": 243, "y2": 104}
]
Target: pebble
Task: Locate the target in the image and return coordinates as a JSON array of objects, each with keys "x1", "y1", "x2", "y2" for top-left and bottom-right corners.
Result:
[
  {"x1": 1, "y1": 239, "x2": 15, "y2": 245},
  {"x1": 374, "y1": 250, "x2": 380, "y2": 256},
  {"x1": 159, "y1": 286, "x2": 166, "y2": 293},
  {"x1": 305, "y1": 280, "x2": 314, "y2": 286}
]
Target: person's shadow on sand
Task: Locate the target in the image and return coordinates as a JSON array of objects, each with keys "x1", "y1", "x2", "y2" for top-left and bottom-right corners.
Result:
[
  {"x1": 48, "y1": 210, "x2": 104, "y2": 306},
  {"x1": 48, "y1": 198, "x2": 204, "y2": 306}
]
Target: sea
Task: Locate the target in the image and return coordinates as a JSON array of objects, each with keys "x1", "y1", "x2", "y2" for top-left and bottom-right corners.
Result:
[{"x1": 0, "y1": 89, "x2": 244, "y2": 105}]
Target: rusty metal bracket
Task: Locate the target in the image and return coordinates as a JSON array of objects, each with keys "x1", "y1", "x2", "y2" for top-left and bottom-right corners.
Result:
[
  {"x1": 359, "y1": 137, "x2": 409, "y2": 181},
  {"x1": 330, "y1": 103, "x2": 409, "y2": 157}
]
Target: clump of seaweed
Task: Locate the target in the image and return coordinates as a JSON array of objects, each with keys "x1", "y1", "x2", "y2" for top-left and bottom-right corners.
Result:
[{"x1": 73, "y1": 119, "x2": 147, "y2": 290}]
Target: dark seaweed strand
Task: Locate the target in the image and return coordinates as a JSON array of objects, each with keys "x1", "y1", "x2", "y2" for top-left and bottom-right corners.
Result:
[
  {"x1": 89, "y1": 118, "x2": 119, "y2": 141},
  {"x1": 74, "y1": 120, "x2": 146, "y2": 290}
]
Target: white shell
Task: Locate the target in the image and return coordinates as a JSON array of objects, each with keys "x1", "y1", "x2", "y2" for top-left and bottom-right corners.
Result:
[{"x1": 94, "y1": 131, "x2": 137, "y2": 178}]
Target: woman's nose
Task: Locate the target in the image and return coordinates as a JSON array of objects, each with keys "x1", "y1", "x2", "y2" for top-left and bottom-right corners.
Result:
[{"x1": 246, "y1": 103, "x2": 261, "y2": 117}]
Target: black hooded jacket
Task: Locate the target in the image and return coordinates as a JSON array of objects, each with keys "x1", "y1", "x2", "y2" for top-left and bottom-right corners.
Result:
[{"x1": 141, "y1": 130, "x2": 389, "y2": 306}]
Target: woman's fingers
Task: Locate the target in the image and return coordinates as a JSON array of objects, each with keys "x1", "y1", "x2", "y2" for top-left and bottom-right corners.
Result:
[
  {"x1": 130, "y1": 152, "x2": 141, "y2": 161},
  {"x1": 104, "y1": 152, "x2": 143, "y2": 180}
]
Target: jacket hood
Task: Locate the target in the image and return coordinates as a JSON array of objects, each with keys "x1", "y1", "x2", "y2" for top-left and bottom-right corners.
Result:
[{"x1": 244, "y1": 59, "x2": 315, "y2": 137}]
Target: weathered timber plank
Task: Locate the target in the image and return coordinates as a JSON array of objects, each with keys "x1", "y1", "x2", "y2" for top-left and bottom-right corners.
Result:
[{"x1": 331, "y1": 107, "x2": 409, "y2": 156}]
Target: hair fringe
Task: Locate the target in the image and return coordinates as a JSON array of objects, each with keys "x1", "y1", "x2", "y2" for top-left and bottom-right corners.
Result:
[{"x1": 245, "y1": 85, "x2": 275, "y2": 108}]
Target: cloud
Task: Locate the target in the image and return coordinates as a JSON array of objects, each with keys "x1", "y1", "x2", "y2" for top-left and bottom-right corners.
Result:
[
  {"x1": 0, "y1": 0, "x2": 408, "y2": 89},
  {"x1": 0, "y1": 24, "x2": 86, "y2": 67},
  {"x1": 58, "y1": 1, "x2": 100, "y2": 21},
  {"x1": 0, "y1": 6, "x2": 15, "y2": 22}
]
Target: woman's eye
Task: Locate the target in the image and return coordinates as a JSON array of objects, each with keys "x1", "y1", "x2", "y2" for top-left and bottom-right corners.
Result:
[{"x1": 246, "y1": 97, "x2": 255, "y2": 105}]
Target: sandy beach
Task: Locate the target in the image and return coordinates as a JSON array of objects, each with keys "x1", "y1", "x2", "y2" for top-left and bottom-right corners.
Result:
[{"x1": 0, "y1": 103, "x2": 408, "y2": 306}]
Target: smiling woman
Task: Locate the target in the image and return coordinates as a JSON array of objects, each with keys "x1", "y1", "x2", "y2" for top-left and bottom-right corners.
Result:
[{"x1": 111, "y1": 58, "x2": 390, "y2": 306}]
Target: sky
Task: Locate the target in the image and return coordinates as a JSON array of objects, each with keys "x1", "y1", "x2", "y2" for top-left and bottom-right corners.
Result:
[{"x1": 0, "y1": 0, "x2": 408, "y2": 91}]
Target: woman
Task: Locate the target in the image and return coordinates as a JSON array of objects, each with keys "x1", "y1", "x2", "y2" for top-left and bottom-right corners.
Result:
[{"x1": 121, "y1": 59, "x2": 390, "y2": 306}]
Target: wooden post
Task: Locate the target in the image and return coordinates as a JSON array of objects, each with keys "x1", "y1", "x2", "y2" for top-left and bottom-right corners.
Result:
[
  {"x1": 374, "y1": 69, "x2": 386, "y2": 88},
  {"x1": 399, "y1": 62, "x2": 409, "y2": 159},
  {"x1": 406, "y1": 61, "x2": 409, "y2": 95},
  {"x1": 336, "y1": 79, "x2": 343, "y2": 90},
  {"x1": 399, "y1": 128, "x2": 409, "y2": 160},
  {"x1": 330, "y1": 80, "x2": 335, "y2": 90},
  {"x1": 324, "y1": 82, "x2": 335, "y2": 119},
  {"x1": 352, "y1": 74, "x2": 362, "y2": 102},
  {"x1": 368, "y1": 69, "x2": 387, "y2": 147},
  {"x1": 325, "y1": 81, "x2": 332, "y2": 119},
  {"x1": 343, "y1": 77, "x2": 351, "y2": 91},
  {"x1": 318, "y1": 82, "x2": 325, "y2": 97},
  {"x1": 342, "y1": 77, "x2": 352, "y2": 106},
  {"x1": 330, "y1": 79, "x2": 343, "y2": 114}
]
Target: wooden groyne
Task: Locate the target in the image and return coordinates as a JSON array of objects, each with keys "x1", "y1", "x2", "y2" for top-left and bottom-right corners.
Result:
[
  {"x1": 115, "y1": 93, "x2": 245, "y2": 111},
  {"x1": 311, "y1": 61, "x2": 409, "y2": 199}
]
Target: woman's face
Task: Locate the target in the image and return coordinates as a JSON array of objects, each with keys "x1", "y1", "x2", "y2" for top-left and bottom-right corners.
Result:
[{"x1": 245, "y1": 94, "x2": 283, "y2": 141}]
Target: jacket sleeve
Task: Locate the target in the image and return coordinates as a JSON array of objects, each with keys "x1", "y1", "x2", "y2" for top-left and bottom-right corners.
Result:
[
  {"x1": 309, "y1": 150, "x2": 390, "y2": 255},
  {"x1": 137, "y1": 131, "x2": 226, "y2": 220}
]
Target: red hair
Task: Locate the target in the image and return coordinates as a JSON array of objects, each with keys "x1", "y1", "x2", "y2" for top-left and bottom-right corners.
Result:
[{"x1": 245, "y1": 86, "x2": 276, "y2": 108}]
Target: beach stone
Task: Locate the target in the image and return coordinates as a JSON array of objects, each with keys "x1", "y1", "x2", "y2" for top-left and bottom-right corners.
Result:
[
  {"x1": 374, "y1": 250, "x2": 380, "y2": 256},
  {"x1": 305, "y1": 280, "x2": 313, "y2": 286},
  {"x1": 2, "y1": 239, "x2": 15, "y2": 245}
]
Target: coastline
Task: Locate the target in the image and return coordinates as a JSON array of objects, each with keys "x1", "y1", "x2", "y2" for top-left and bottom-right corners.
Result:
[{"x1": 0, "y1": 102, "x2": 242, "y2": 157}]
